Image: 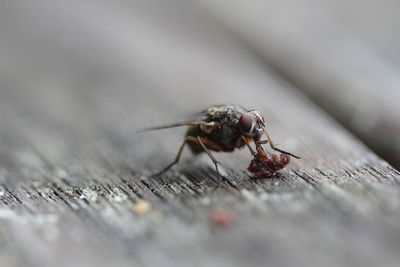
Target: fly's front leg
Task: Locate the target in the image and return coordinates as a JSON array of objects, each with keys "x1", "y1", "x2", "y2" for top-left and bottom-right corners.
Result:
[
  {"x1": 264, "y1": 128, "x2": 300, "y2": 159},
  {"x1": 238, "y1": 135, "x2": 269, "y2": 158},
  {"x1": 239, "y1": 135, "x2": 256, "y2": 157}
]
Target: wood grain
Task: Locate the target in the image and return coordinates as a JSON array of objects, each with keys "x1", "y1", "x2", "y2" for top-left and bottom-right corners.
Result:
[{"x1": 0, "y1": 1, "x2": 399, "y2": 267}]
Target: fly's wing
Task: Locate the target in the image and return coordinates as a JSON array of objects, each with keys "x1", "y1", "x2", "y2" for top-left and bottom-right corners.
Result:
[
  {"x1": 137, "y1": 121, "x2": 205, "y2": 133},
  {"x1": 137, "y1": 113, "x2": 209, "y2": 133}
]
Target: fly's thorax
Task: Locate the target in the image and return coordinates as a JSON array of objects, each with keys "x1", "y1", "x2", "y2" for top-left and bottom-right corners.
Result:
[
  {"x1": 206, "y1": 105, "x2": 248, "y2": 125},
  {"x1": 206, "y1": 122, "x2": 241, "y2": 150}
]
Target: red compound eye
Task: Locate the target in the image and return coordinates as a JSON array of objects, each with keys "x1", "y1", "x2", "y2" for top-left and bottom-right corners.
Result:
[{"x1": 239, "y1": 113, "x2": 253, "y2": 133}]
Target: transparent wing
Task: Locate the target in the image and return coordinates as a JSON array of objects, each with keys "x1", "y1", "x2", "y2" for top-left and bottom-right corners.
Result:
[{"x1": 137, "y1": 113, "x2": 209, "y2": 133}]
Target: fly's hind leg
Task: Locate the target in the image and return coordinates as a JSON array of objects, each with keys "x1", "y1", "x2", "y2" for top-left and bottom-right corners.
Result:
[
  {"x1": 153, "y1": 135, "x2": 225, "y2": 184},
  {"x1": 152, "y1": 138, "x2": 188, "y2": 177}
]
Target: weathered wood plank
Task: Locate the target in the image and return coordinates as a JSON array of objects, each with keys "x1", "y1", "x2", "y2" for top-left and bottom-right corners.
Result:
[
  {"x1": 0, "y1": 1, "x2": 399, "y2": 267},
  {"x1": 196, "y1": 0, "x2": 400, "y2": 169}
]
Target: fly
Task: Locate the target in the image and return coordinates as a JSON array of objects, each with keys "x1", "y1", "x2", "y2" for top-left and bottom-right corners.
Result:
[{"x1": 139, "y1": 104, "x2": 300, "y2": 184}]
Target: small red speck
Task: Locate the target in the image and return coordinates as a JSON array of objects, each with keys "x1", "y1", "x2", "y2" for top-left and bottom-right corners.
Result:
[{"x1": 209, "y1": 208, "x2": 235, "y2": 227}]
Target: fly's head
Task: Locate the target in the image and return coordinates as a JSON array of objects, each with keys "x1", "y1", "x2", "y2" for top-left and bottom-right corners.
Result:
[{"x1": 239, "y1": 110, "x2": 265, "y2": 139}]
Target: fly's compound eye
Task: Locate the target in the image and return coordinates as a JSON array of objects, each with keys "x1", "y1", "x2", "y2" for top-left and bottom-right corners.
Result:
[{"x1": 239, "y1": 113, "x2": 253, "y2": 133}]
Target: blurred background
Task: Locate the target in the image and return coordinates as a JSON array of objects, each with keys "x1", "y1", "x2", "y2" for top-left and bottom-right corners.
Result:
[
  {"x1": 1, "y1": 0, "x2": 399, "y2": 170},
  {"x1": 1, "y1": 1, "x2": 400, "y2": 267}
]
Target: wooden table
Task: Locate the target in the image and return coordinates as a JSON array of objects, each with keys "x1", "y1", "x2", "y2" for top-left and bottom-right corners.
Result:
[{"x1": 0, "y1": 1, "x2": 399, "y2": 267}]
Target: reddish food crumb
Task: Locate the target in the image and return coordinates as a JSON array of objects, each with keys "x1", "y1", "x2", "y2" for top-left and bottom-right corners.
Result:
[
  {"x1": 209, "y1": 208, "x2": 235, "y2": 227},
  {"x1": 248, "y1": 148, "x2": 290, "y2": 179}
]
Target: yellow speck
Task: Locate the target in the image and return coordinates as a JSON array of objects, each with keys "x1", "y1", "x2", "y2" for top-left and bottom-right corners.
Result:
[
  {"x1": 65, "y1": 188, "x2": 74, "y2": 196},
  {"x1": 132, "y1": 200, "x2": 151, "y2": 215}
]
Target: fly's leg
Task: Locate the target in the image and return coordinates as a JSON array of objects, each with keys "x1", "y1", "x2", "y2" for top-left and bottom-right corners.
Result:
[
  {"x1": 196, "y1": 136, "x2": 221, "y2": 187},
  {"x1": 152, "y1": 138, "x2": 188, "y2": 177},
  {"x1": 239, "y1": 136, "x2": 257, "y2": 157},
  {"x1": 264, "y1": 128, "x2": 300, "y2": 159},
  {"x1": 184, "y1": 136, "x2": 222, "y2": 187},
  {"x1": 154, "y1": 135, "x2": 225, "y2": 187},
  {"x1": 154, "y1": 121, "x2": 221, "y2": 175}
]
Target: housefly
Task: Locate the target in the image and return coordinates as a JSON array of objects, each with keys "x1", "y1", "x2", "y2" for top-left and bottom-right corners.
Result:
[{"x1": 139, "y1": 104, "x2": 299, "y2": 184}]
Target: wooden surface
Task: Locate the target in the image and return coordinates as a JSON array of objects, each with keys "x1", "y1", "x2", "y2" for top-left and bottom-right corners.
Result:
[{"x1": 1, "y1": 1, "x2": 400, "y2": 267}]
